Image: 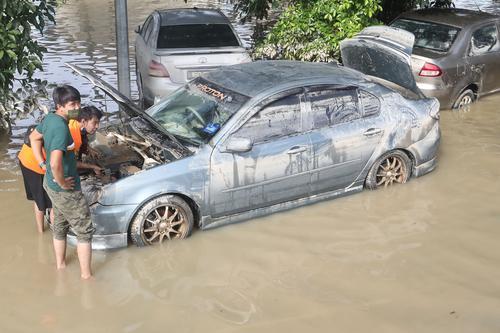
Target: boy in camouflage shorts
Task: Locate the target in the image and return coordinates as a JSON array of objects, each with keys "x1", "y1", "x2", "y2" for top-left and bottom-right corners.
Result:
[{"x1": 30, "y1": 85, "x2": 94, "y2": 279}]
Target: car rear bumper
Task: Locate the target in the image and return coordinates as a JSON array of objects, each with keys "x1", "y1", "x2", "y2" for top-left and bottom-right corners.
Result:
[
  {"x1": 417, "y1": 82, "x2": 454, "y2": 109},
  {"x1": 409, "y1": 121, "x2": 440, "y2": 177},
  {"x1": 143, "y1": 77, "x2": 182, "y2": 105}
]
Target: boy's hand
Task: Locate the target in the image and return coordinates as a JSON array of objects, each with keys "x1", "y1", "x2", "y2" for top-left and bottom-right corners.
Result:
[
  {"x1": 60, "y1": 177, "x2": 75, "y2": 190},
  {"x1": 91, "y1": 165, "x2": 104, "y2": 176}
]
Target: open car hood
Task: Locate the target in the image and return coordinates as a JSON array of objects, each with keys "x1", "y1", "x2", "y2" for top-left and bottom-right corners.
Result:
[
  {"x1": 66, "y1": 63, "x2": 190, "y2": 154},
  {"x1": 340, "y1": 26, "x2": 424, "y2": 98}
]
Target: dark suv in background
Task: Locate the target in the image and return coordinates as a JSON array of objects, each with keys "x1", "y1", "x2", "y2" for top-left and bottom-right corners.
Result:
[{"x1": 391, "y1": 8, "x2": 500, "y2": 109}]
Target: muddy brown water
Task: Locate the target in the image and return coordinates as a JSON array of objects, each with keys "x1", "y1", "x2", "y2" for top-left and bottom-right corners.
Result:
[{"x1": 1, "y1": 0, "x2": 500, "y2": 332}]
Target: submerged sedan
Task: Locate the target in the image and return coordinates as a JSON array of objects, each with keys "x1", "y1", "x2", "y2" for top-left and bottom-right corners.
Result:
[{"x1": 68, "y1": 26, "x2": 440, "y2": 249}]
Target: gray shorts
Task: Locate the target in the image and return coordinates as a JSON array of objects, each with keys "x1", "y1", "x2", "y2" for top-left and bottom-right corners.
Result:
[{"x1": 43, "y1": 180, "x2": 94, "y2": 243}]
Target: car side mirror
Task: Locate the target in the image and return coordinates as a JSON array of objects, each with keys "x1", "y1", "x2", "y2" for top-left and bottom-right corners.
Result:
[
  {"x1": 222, "y1": 137, "x2": 253, "y2": 153},
  {"x1": 134, "y1": 25, "x2": 141, "y2": 34}
]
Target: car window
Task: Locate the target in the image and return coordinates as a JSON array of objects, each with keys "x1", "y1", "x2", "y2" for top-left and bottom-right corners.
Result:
[
  {"x1": 143, "y1": 16, "x2": 155, "y2": 43},
  {"x1": 307, "y1": 88, "x2": 360, "y2": 129},
  {"x1": 470, "y1": 24, "x2": 499, "y2": 55},
  {"x1": 147, "y1": 78, "x2": 249, "y2": 145},
  {"x1": 358, "y1": 90, "x2": 380, "y2": 117},
  {"x1": 157, "y1": 24, "x2": 240, "y2": 49},
  {"x1": 391, "y1": 19, "x2": 460, "y2": 52},
  {"x1": 235, "y1": 94, "x2": 303, "y2": 144}
]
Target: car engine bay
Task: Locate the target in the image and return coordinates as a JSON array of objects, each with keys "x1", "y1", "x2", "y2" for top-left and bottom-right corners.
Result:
[{"x1": 80, "y1": 117, "x2": 191, "y2": 204}]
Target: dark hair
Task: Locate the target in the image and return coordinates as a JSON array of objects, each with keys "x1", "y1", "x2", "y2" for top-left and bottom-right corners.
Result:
[
  {"x1": 52, "y1": 85, "x2": 81, "y2": 108},
  {"x1": 79, "y1": 105, "x2": 103, "y2": 121}
]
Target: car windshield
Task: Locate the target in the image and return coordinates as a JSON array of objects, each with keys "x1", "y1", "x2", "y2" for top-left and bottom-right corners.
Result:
[
  {"x1": 391, "y1": 19, "x2": 460, "y2": 52},
  {"x1": 146, "y1": 78, "x2": 249, "y2": 145},
  {"x1": 157, "y1": 24, "x2": 240, "y2": 48}
]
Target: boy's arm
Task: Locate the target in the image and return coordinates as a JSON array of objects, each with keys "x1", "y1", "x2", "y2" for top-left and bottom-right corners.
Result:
[
  {"x1": 50, "y1": 150, "x2": 75, "y2": 190},
  {"x1": 29, "y1": 129, "x2": 45, "y2": 168},
  {"x1": 77, "y1": 161, "x2": 103, "y2": 175}
]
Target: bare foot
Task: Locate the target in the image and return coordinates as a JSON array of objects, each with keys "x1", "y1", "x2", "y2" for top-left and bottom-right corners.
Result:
[
  {"x1": 56, "y1": 263, "x2": 66, "y2": 270},
  {"x1": 81, "y1": 274, "x2": 94, "y2": 281}
]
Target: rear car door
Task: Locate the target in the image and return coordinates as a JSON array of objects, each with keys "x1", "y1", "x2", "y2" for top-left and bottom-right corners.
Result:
[
  {"x1": 468, "y1": 22, "x2": 500, "y2": 94},
  {"x1": 305, "y1": 86, "x2": 384, "y2": 194},
  {"x1": 209, "y1": 89, "x2": 313, "y2": 217}
]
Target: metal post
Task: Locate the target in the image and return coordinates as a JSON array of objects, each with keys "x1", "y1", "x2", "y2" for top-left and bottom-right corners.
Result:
[{"x1": 115, "y1": 0, "x2": 131, "y2": 98}]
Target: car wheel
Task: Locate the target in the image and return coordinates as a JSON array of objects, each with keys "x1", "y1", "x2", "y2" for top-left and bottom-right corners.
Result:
[
  {"x1": 452, "y1": 89, "x2": 475, "y2": 109},
  {"x1": 365, "y1": 150, "x2": 412, "y2": 190},
  {"x1": 130, "y1": 195, "x2": 194, "y2": 247}
]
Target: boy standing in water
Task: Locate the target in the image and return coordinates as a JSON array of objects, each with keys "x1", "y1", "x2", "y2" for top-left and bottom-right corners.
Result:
[
  {"x1": 30, "y1": 85, "x2": 95, "y2": 280},
  {"x1": 18, "y1": 106, "x2": 104, "y2": 233}
]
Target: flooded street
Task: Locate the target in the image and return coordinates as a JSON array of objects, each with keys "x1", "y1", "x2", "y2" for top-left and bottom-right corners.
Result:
[{"x1": 1, "y1": 0, "x2": 500, "y2": 332}]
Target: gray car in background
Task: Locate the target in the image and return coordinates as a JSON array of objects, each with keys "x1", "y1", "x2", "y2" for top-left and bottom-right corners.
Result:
[
  {"x1": 391, "y1": 8, "x2": 500, "y2": 109},
  {"x1": 134, "y1": 8, "x2": 251, "y2": 107},
  {"x1": 67, "y1": 26, "x2": 440, "y2": 250}
]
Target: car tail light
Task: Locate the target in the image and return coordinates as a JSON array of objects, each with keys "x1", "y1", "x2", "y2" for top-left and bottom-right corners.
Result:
[
  {"x1": 148, "y1": 60, "x2": 170, "y2": 77},
  {"x1": 419, "y1": 62, "x2": 442, "y2": 77}
]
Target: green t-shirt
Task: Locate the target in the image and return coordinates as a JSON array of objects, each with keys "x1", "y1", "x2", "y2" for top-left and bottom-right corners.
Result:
[{"x1": 36, "y1": 112, "x2": 81, "y2": 192}]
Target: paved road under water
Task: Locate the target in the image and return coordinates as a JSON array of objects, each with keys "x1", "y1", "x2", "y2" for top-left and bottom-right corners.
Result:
[{"x1": 1, "y1": 0, "x2": 500, "y2": 332}]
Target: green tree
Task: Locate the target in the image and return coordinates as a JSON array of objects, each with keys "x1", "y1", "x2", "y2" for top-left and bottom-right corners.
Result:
[
  {"x1": 245, "y1": 0, "x2": 454, "y2": 61},
  {"x1": 253, "y1": 0, "x2": 382, "y2": 62},
  {"x1": 0, "y1": 0, "x2": 56, "y2": 132}
]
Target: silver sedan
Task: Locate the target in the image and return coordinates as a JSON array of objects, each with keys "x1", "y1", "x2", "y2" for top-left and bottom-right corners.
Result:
[{"x1": 68, "y1": 26, "x2": 440, "y2": 249}]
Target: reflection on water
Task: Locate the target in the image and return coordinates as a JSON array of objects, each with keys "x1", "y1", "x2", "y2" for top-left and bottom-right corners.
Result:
[{"x1": 1, "y1": 0, "x2": 500, "y2": 332}]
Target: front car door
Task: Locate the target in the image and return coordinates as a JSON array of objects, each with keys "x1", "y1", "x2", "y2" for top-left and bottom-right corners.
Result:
[
  {"x1": 468, "y1": 22, "x2": 500, "y2": 94},
  {"x1": 209, "y1": 89, "x2": 313, "y2": 217}
]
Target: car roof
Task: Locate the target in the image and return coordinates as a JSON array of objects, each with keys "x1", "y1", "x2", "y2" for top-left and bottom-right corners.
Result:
[
  {"x1": 397, "y1": 8, "x2": 499, "y2": 28},
  {"x1": 156, "y1": 8, "x2": 230, "y2": 26},
  {"x1": 202, "y1": 61, "x2": 365, "y2": 98}
]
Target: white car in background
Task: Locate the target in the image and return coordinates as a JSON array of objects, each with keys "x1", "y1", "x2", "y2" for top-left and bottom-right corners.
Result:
[{"x1": 134, "y1": 7, "x2": 251, "y2": 107}]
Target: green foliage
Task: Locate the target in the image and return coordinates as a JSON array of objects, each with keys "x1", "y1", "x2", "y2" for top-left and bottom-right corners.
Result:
[
  {"x1": 0, "y1": 0, "x2": 56, "y2": 132},
  {"x1": 253, "y1": 0, "x2": 382, "y2": 62}
]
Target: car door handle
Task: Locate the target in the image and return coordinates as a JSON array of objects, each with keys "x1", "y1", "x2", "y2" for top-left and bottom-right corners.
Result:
[
  {"x1": 287, "y1": 146, "x2": 308, "y2": 154},
  {"x1": 363, "y1": 128, "x2": 383, "y2": 136}
]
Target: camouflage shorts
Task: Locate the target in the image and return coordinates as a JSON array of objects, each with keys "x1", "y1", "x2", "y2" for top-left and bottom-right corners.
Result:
[{"x1": 43, "y1": 180, "x2": 95, "y2": 243}]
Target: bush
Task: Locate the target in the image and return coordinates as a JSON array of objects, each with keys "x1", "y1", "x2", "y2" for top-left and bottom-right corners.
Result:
[
  {"x1": 253, "y1": 0, "x2": 382, "y2": 62},
  {"x1": 0, "y1": 0, "x2": 56, "y2": 132}
]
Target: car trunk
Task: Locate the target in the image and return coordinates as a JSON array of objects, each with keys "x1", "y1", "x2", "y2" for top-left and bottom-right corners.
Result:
[
  {"x1": 153, "y1": 47, "x2": 250, "y2": 84},
  {"x1": 340, "y1": 26, "x2": 425, "y2": 99}
]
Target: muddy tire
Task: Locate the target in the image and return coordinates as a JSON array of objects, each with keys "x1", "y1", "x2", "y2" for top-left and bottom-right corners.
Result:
[
  {"x1": 452, "y1": 89, "x2": 475, "y2": 109},
  {"x1": 130, "y1": 195, "x2": 194, "y2": 247},
  {"x1": 365, "y1": 150, "x2": 412, "y2": 190}
]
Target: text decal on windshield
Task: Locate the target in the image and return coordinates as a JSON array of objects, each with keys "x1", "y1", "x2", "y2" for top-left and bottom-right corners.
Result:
[{"x1": 196, "y1": 83, "x2": 226, "y2": 101}]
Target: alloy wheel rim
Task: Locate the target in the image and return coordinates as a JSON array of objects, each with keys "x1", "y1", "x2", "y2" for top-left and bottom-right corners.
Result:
[
  {"x1": 459, "y1": 95, "x2": 472, "y2": 107},
  {"x1": 376, "y1": 156, "x2": 406, "y2": 187},
  {"x1": 143, "y1": 205, "x2": 186, "y2": 244}
]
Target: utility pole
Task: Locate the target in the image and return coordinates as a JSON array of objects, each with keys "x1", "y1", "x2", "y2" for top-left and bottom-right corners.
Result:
[{"x1": 115, "y1": 0, "x2": 131, "y2": 98}]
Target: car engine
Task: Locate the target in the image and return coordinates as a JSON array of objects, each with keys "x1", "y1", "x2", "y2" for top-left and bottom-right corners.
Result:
[{"x1": 80, "y1": 117, "x2": 191, "y2": 204}]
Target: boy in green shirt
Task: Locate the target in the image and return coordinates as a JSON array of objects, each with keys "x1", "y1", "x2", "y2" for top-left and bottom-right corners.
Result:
[{"x1": 30, "y1": 85, "x2": 94, "y2": 280}]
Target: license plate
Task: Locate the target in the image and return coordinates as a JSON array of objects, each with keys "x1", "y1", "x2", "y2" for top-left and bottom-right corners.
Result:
[{"x1": 188, "y1": 71, "x2": 207, "y2": 79}]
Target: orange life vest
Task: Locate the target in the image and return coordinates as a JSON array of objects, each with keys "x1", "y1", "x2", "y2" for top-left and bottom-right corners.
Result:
[
  {"x1": 68, "y1": 119, "x2": 83, "y2": 154},
  {"x1": 18, "y1": 119, "x2": 83, "y2": 174}
]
